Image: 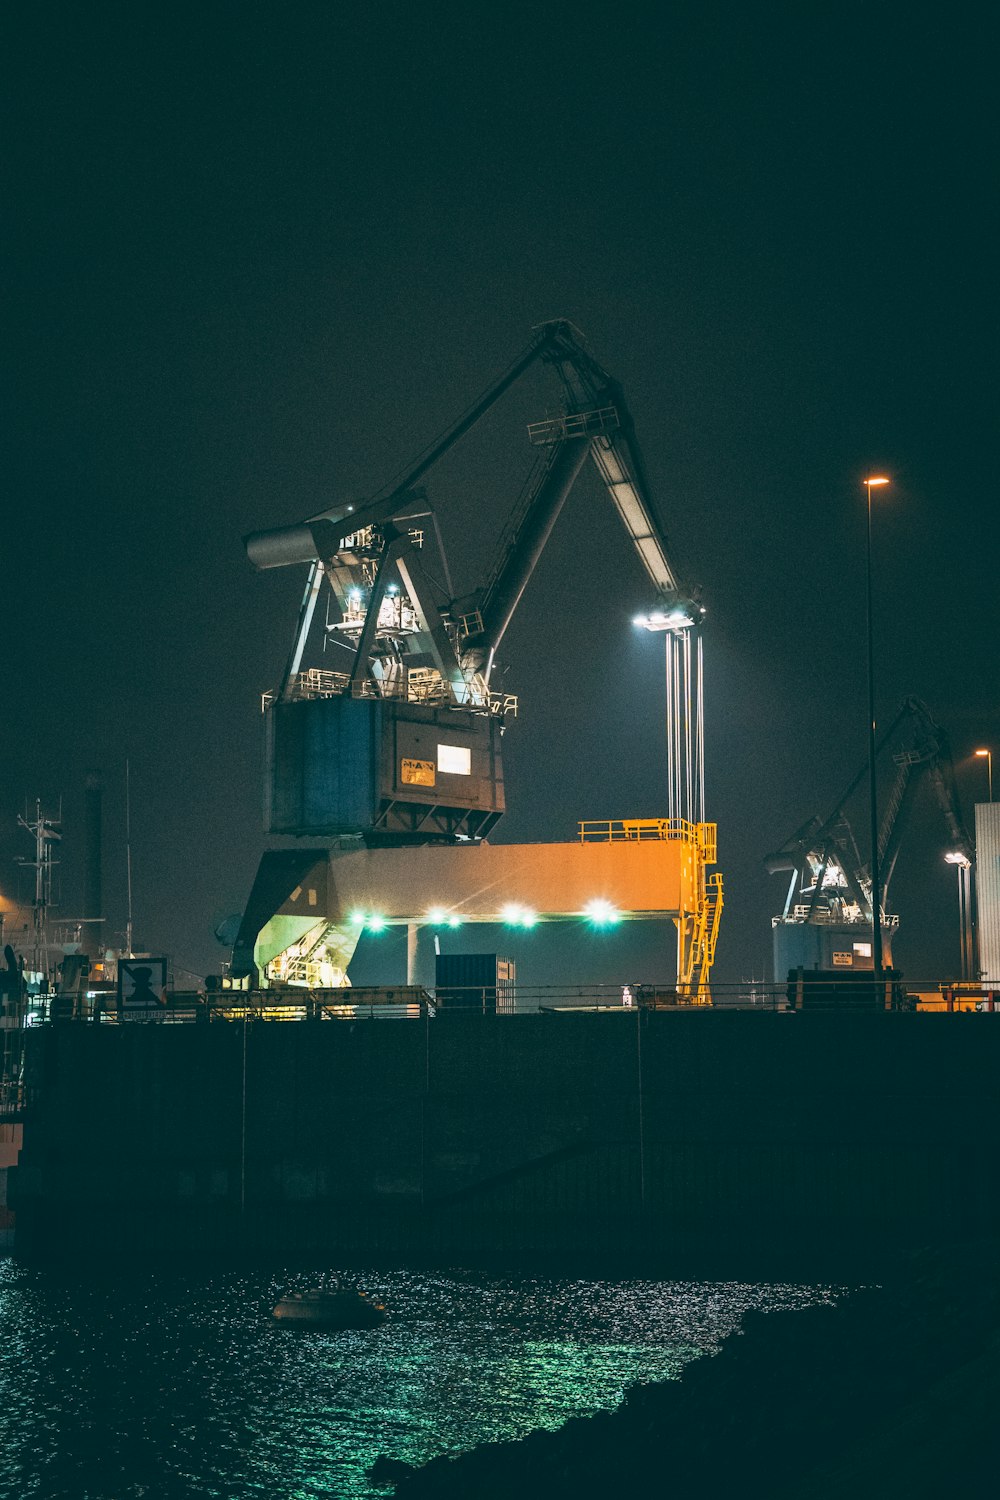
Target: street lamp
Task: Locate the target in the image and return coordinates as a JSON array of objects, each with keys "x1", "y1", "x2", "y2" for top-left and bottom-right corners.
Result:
[
  {"x1": 864, "y1": 476, "x2": 890, "y2": 1003},
  {"x1": 975, "y1": 748, "x2": 993, "y2": 802}
]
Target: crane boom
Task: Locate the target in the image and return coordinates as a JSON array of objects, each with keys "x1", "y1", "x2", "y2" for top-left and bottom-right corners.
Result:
[
  {"x1": 524, "y1": 321, "x2": 691, "y2": 601},
  {"x1": 588, "y1": 433, "x2": 681, "y2": 594},
  {"x1": 246, "y1": 320, "x2": 692, "y2": 610},
  {"x1": 474, "y1": 435, "x2": 593, "y2": 658}
]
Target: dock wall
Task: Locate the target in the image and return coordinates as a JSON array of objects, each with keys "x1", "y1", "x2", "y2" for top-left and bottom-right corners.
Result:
[{"x1": 10, "y1": 1012, "x2": 999, "y2": 1270}]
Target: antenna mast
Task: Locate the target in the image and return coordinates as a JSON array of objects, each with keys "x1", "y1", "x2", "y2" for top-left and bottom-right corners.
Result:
[{"x1": 16, "y1": 799, "x2": 62, "y2": 984}]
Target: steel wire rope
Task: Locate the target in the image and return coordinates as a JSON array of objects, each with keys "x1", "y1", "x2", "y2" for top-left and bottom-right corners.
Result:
[
  {"x1": 481, "y1": 447, "x2": 548, "y2": 600},
  {"x1": 366, "y1": 337, "x2": 548, "y2": 505}
]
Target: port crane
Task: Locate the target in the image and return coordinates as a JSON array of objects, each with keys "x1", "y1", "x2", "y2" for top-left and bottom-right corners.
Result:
[
  {"x1": 766, "y1": 697, "x2": 973, "y2": 979},
  {"x1": 233, "y1": 322, "x2": 722, "y2": 1001},
  {"x1": 245, "y1": 320, "x2": 706, "y2": 841}
]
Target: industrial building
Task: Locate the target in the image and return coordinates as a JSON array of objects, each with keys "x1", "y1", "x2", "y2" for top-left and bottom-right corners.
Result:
[{"x1": 975, "y1": 802, "x2": 1000, "y2": 983}]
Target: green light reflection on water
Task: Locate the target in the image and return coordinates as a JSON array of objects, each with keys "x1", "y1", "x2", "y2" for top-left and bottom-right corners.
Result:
[
  {"x1": 237, "y1": 1335, "x2": 702, "y2": 1498},
  {"x1": 0, "y1": 1263, "x2": 834, "y2": 1500}
]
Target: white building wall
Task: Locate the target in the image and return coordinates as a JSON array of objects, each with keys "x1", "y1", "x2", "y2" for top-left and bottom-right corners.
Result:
[{"x1": 975, "y1": 803, "x2": 1000, "y2": 982}]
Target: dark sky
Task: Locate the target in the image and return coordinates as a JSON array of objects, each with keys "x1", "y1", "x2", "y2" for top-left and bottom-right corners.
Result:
[{"x1": 2, "y1": 4, "x2": 996, "y2": 990}]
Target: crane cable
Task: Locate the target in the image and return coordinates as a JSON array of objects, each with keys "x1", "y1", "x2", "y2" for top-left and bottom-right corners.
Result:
[{"x1": 368, "y1": 333, "x2": 548, "y2": 505}]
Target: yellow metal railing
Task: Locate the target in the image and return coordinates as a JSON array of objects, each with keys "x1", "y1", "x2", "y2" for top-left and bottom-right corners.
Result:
[
  {"x1": 578, "y1": 818, "x2": 718, "y2": 853},
  {"x1": 703, "y1": 873, "x2": 724, "y2": 969},
  {"x1": 577, "y1": 818, "x2": 723, "y2": 1004},
  {"x1": 678, "y1": 880, "x2": 713, "y2": 1002},
  {"x1": 580, "y1": 818, "x2": 691, "y2": 843}
]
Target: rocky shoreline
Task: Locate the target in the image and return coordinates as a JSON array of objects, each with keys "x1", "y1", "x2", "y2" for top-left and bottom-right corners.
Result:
[{"x1": 370, "y1": 1250, "x2": 999, "y2": 1498}]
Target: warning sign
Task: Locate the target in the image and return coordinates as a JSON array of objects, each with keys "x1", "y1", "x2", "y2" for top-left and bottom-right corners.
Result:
[
  {"x1": 401, "y1": 757, "x2": 435, "y2": 787},
  {"x1": 119, "y1": 956, "x2": 168, "y2": 1012}
]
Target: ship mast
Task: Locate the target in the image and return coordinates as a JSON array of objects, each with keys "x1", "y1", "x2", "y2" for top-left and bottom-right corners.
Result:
[{"x1": 16, "y1": 799, "x2": 62, "y2": 986}]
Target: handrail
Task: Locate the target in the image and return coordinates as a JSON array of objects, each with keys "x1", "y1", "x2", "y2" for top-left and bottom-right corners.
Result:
[
  {"x1": 262, "y1": 668, "x2": 517, "y2": 718},
  {"x1": 1, "y1": 976, "x2": 996, "y2": 1077},
  {"x1": 578, "y1": 818, "x2": 712, "y2": 845},
  {"x1": 527, "y1": 405, "x2": 620, "y2": 445}
]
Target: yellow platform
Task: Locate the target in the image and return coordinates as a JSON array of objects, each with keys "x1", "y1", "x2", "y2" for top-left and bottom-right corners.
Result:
[{"x1": 252, "y1": 819, "x2": 723, "y2": 1001}]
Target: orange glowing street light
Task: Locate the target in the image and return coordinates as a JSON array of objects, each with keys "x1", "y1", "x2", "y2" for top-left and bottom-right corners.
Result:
[{"x1": 975, "y1": 748, "x2": 993, "y2": 802}]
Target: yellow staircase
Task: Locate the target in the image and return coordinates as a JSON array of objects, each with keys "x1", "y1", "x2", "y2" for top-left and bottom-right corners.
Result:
[
  {"x1": 578, "y1": 818, "x2": 724, "y2": 1003},
  {"x1": 677, "y1": 825, "x2": 724, "y2": 1004}
]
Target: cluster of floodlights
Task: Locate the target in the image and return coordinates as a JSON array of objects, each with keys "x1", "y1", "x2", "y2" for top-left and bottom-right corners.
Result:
[
  {"x1": 632, "y1": 607, "x2": 696, "y2": 632},
  {"x1": 500, "y1": 903, "x2": 538, "y2": 929},
  {"x1": 348, "y1": 584, "x2": 398, "y2": 604},
  {"x1": 348, "y1": 899, "x2": 622, "y2": 932}
]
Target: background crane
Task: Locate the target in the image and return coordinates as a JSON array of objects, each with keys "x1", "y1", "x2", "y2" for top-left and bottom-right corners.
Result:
[{"x1": 765, "y1": 697, "x2": 974, "y2": 980}]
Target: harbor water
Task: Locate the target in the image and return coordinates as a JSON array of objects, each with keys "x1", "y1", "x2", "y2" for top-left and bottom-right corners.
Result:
[{"x1": 0, "y1": 1261, "x2": 834, "y2": 1498}]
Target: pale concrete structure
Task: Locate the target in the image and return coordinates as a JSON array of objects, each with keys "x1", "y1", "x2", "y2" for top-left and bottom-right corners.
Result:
[{"x1": 975, "y1": 803, "x2": 1000, "y2": 982}]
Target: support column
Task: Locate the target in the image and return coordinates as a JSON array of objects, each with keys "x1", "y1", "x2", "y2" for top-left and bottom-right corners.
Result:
[{"x1": 407, "y1": 923, "x2": 418, "y2": 985}]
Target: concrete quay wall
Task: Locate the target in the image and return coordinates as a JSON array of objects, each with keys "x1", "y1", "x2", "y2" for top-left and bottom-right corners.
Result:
[{"x1": 10, "y1": 1011, "x2": 1000, "y2": 1269}]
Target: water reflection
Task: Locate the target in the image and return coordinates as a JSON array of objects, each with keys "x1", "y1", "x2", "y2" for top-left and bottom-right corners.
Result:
[{"x1": 0, "y1": 1263, "x2": 833, "y2": 1499}]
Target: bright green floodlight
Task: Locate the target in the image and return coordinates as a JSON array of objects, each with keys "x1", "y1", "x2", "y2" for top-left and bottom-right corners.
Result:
[
  {"x1": 349, "y1": 910, "x2": 366, "y2": 926},
  {"x1": 426, "y1": 907, "x2": 447, "y2": 926},
  {"x1": 366, "y1": 913, "x2": 387, "y2": 933},
  {"x1": 584, "y1": 898, "x2": 621, "y2": 928},
  {"x1": 501, "y1": 903, "x2": 537, "y2": 928},
  {"x1": 447, "y1": 915, "x2": 464, "y2": 929}
]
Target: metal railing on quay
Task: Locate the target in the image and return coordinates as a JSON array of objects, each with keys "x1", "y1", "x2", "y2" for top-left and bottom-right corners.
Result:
[{"x1": 6, "y1": 978, "x2": 1000, "y2": 1036}]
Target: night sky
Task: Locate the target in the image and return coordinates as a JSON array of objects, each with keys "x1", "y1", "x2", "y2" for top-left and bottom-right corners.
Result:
[{"x1": 3, "y1": 5, "x2": 996, "y2": 990}]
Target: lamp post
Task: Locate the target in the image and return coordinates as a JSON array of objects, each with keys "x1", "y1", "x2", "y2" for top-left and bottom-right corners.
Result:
[
  {"x1": 975, "y1": 748, "x2": 993, "y2": 802},
  {"x1": 864, "y1": 476, "x2": 890, "y2": 1003}
]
